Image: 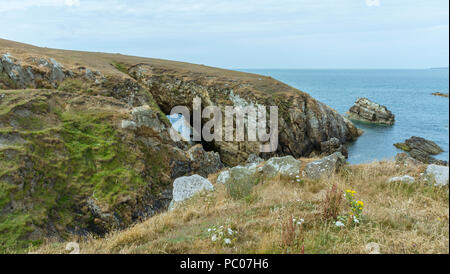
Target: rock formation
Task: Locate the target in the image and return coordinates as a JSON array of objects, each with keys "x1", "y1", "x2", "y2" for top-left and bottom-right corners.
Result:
[
  {"x1": 394, "y1": 136, "x2": 447, "y2": 165},
  {"x1": 0, "y1": 38, "x2": 361, "y2": 252},
  {"x1": 431, "y1": 92, "x2": 449, "y2": 98},
  {"x1": 347, "y1": 98, "x2": 395, "y2": 125}
]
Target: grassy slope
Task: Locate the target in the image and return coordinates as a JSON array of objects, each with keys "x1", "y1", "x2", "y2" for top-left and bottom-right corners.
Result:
[
  {"x1": 0, "y1": 89, "x2": 169, "y2": 253},
  {"x1": 36, "y1": 161, "x2": 449, "y2": 254},
  {"x1": 0, "y1": 38, "x2": 300, "y2": 97}
]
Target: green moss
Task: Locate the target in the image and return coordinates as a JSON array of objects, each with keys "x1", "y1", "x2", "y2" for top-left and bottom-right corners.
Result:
[
  {"x1": 58, "y1": 79, "x2": 93, "y2": 93},
  {"x1": 0, "y1": 72, "x2": 17, "y2": 89},
  {"x1": 0, "y1": 100, "x2": 170, "y2": 253},
  {"x1": 111, "y1": 62, "x2": 129, "y2": 74},
  {"x1": 394, "y1": 143, "x2": 411, "y2": 152}
]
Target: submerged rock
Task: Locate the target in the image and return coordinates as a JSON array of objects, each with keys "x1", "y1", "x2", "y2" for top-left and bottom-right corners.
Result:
[
  {"x1": 169, "y1": 175, "x2": 214, "y2": 210},
  {"x1": 425, "y1": 165, "x2": 449, "y2": 186},
  {"x1": 347, "y1": 98, "x2": 395, "y2": 125},
  {"x1": 303, "y1": 152, "x2": 346, "y2": 180}
]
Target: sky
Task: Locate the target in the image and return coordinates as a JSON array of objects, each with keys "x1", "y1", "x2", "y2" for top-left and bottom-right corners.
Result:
[{"x1": 0, "y1": 0, "x2": 448, "y2": 69}]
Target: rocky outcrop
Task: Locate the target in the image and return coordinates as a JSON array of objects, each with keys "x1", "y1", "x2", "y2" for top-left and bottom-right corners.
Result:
[
  {"x1": 432, "y1": 92, "x2": 449, "y2": 98},
  {"x1": 425, "y1": 165, "x2": 449, "y2": 186},
  {"x1": 394, "y1": 137, "x2": 447, "y2": 165},
  {"x1": 302, "y1": 152, "x2": 346, "y2": 180},
  {"x1": 347, "y1": 98, "x2": 395, "y2": 125},
  {"x1": 0, "y1": 38, "x2": 362, "y2": 252},
  {"x1": 169, "y1": 175, "x2": 214, "y2": 210}
]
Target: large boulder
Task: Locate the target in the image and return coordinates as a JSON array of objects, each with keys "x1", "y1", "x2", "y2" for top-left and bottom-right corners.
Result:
[
  {"x1": 425, "y1": 165, "x2": 449, "y2": 186},
  {"x1": 169, "y1": 175, "x2": 214, "y2": 209},
  {"x1": 347, "y1": 98, "x2": 395, "y2": 125},
  {"x1": 216, "y1": 163, "x2": 259, "y2": 185},
  {"x1": 262, "y1": 156, "x2": 301, "y2": 178},
  {"x1": 303, "y1": 152, "x2": 346, "y2": 180}
]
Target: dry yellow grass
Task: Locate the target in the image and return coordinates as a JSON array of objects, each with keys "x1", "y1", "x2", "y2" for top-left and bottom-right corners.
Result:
[{"x1": 34, "y1": 160, "x2": 449, "y2": 254}]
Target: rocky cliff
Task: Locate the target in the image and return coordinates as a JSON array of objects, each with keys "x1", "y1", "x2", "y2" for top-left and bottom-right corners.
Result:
[{"x1": 0, "y1": 38, "x2": 361, "y2": 252}]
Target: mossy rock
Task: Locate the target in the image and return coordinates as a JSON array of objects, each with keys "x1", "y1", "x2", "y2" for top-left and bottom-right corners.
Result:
[{"x1": 394, "y1": 143, "x2": 411, "y2": 152}]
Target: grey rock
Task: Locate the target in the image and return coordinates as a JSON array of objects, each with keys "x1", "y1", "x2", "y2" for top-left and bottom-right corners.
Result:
[
  {"x1": 303, "y1": 152, "x2": 346, "y2": 180},
  {"x1": 425, "y1": 165, "x2": 449, "y2": 186},
  {"x1": 320, "y1": 137, "x2": 348, "y2": 158},
  {"x1": 132, "y1": 105, "x2": 166, "y2": 132},
  {"x1": 216, "y1": 162, "x2": 259, "y2": 185},
  {"x1": 247, "y1": 154, "x2": 264, "y2": 164},
  {"x1": 169, "y1": 175, "x2": 214, "y2": 210},
  {"x1": 121, "y1": 120, "x2": 137, "y2": 130},
  {"x1": 262, "y1": 155, "x2": 301, "y2": 178},
  {"x1": 187, "y1": 144, "x2": 224, "y2": 177},
  {"x1": 348, "y1": 98, "x2": 395, "y2": 125},
  {"x1": 387, "y1": 175, "x2": 415, "y2": 184},
  {"x1": 405, "y1": 136, "x2": 443, "y2": 155}
]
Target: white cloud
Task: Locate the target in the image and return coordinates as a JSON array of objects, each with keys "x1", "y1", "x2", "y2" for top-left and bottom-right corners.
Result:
[
  {"x1": 0, "y1": 0, "x2": 81, "y2": 12},
  {"x1": 365, "y1": 0, "x2": 380, "y2": 7}
]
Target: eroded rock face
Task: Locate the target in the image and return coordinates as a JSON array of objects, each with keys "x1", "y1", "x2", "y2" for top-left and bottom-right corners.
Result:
[
  {"x1": 128, "y1": 63, "x2": 361, "y2": 166},
  {"x1": 303, "y1": 152, "x2": 346, "y2": 180},
  {"x1": 425, "y1": 165, "x2": 449, "y2": 186},
  {"x1": 394, "y1": 137, "x2": 447, "y2": 166},
  {"x1": 169, "y1": 175, "x2": 214, "y2": 210},
  {"x1": 348, "y1": 98, "x2": 395, "y2": 125}
]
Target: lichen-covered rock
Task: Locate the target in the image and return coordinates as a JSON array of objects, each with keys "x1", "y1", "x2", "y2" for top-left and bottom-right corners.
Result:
[
  {"x1": 348, "y1": 98, "x2": 395, "y2": 125},
  {"x1": 387, "y1": 175, "x2": 415, "y2": 184},
  {"x1": 395, "y1": 153, "x2": 421, "y2": 167},
  {"x1": 169, "y1": 175, "x2": 214, "y2": 209},
  {"x1": 303, "y1": 152, "x2": 346, "y2": 180},
  {"x1": 262, "y1": 156, "x2": 301, "y2": 178},
  {"x1": 247, "y1": 154, "x2": 264, "y2": 164},
  {"x1": 216, "y1": 162, "x2": 260, "y2": 185},
  {"x1": 425, "y1": 165, "x2": 449, "y2": 186}
]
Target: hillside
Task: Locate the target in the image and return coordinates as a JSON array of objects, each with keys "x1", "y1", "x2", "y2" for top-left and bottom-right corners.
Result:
[
  {"x1": 35, "y1": 159, "x2": 449, "y2": 254},
  {"x1": 0, "y1": 39, "x2": 364, "y2": 253}
]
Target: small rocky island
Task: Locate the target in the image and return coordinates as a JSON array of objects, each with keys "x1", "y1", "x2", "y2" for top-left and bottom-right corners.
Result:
[
  {"x1": 347, "y1": 98, "x2": 395, "y2": 125},
  {"x1": 394, "y1": 136, "x2": 448, "y2": 166},
  {"x1": 432, "y1": 92, "x2": 449, "y2": 98}
]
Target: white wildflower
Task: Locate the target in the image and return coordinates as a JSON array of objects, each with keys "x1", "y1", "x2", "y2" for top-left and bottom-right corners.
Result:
[
  {"x1": 211, "y1": 234, "x2": 217, "y2": 242},
  {"x1": 335, "y1": 221, "x2": 345, "y2": 227},
  {"x1": 227, "y1": 228, "x2": 233, "y2": 235},
  {"x1": 224, "y1": 238, "x2": 232, "y2": 245}
]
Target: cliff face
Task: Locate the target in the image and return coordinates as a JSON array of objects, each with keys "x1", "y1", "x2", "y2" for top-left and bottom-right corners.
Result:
[{"x1": 0, "y1": 39, "x2": 361, "y2": 252}]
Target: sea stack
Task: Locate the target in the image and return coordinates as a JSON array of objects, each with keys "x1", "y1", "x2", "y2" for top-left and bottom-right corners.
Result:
[{"x1": 347, "y1": 98, "x2": 395, "y2": 125}]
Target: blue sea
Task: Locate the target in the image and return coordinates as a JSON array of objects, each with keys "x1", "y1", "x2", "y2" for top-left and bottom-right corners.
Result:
[{"x1": 240, "y1": 69, "x2": 449, "y2": 164}]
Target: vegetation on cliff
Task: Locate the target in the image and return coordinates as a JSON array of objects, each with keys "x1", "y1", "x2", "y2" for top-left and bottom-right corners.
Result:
[{"x1": 35, "y1": 160, "x2": 449, "y2": 254}]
